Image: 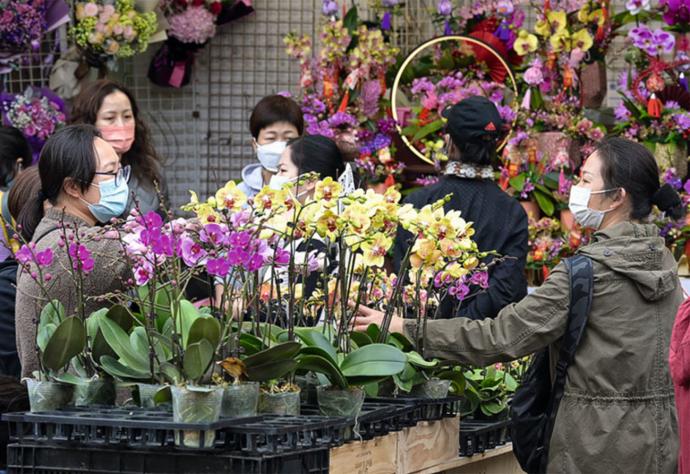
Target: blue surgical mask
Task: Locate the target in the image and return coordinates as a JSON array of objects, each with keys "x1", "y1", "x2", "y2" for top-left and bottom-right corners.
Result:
[{"x1": 82, "y1": 177, "x2": 130, "y2": 223}]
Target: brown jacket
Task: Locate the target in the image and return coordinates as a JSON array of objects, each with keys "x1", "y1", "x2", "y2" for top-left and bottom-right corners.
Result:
[
  {"x1": 15, "y1": 209, "x2": 129, "y2": 378},
  {"x1": 406, "y1": 222, "x2": 681, "y2": 473}
]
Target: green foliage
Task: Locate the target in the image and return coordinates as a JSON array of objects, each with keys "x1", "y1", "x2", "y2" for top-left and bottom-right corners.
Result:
[{"x1": 41, "y1": 316, "x2": 86, "y2": 371}]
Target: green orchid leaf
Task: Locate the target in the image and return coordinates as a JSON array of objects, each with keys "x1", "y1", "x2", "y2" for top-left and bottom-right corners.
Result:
[
  {"x1": 405, "y1": 351, "x2": 438, "y2": 368},
  {"x1": 177, "y1": 299, "x2": 201, "y2": 348},
  {"x1": 183, "y1": 339, "x2": 214, "y2": 382},
  {"x1": 243, "y1": 342, "x2": 301, "y2": 382},
  {"x1": 534, "y1": 189, "x2": 555, "y2": 216},
  {"x1": 387, "y1": 332, "x2": 414, "y2": 352},
  {"x1": 350, "y1": 331, "x2": 373, "y2": 348},
  {"x1": 294, "y1": 328, "x2": 337, "y2": 366},
  {"x1": 37, "y1": 323, "x2": 57, "y2": 353},
  {"x1": 341, "y1": 344, "x2": 406, "y2": 380},
  {"x1": 153, "y1": 386, "x2": 172, "y2": 405},
  {"x1": 98, "y1": 315, "x2": 150, "y2": 373},
  {"x1": 160, "y1": 362, "x2": 181, "y2": 385},
  {"x1": 296, "y1": 354, "x2": 347, "y2": 389},
  {"x1": 99, "y1": 355, "x2": 151, "y2": 381},
  {"x1": 240, "y1": 333, "x2": 265, "y2": 355},
  {"x1": 40, "y1": 300, "x2": 64, "y2": 328},
  {"x1": 41, "y1": 316, "x2": 86, "y2": 371},
  {"x1": 411, "y1": 119, "x2": 445, "y2": 143},
  {"x1": 187, "y1": 316, "x2": 221, "y2": 349}
]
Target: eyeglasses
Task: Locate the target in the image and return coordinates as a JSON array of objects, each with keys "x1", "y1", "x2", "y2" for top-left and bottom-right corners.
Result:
[{"x1": 94, "y1": 165, "x2": 131, "y2": 187}]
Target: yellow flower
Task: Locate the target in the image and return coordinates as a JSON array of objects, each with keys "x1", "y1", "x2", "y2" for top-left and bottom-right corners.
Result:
[
  {"x1": 215, "y1": 181, "x2": 247, "y2": 212},
  {"x1": 314, "y1": 177, "x2": 342, "y2": 207},
  {"x1": 571, "y1": 29, "x2": 593, "y2": 51},
  {"x1": 535, "y1": 10, "x2": 567, "y2": 37},
  {"x1": 577, "y1": 4, "x2": 591, "y2": 23},
  {"x1": 341, "y1": 202, "x2": 372, "y2": 236},
  {"x1": 315, "y1": 209, "x2": 341, "y2": 240},
  {"x1": 463, "y1": 256, "x2": 479, "y2": 270},
  {"x1": 549, "y1": 30, "x2": 570, "y2": 52},
  {"x1": 383, "y1": 186, "x2": 401, "y2": 204},
  {"x1": 361, "y1": 233, "x2": 392, "y2": 268},
  {"x1": 409, "y1": 239, "x2": 442, "y2": 269},
  {"x1": 397, "y1": 204, "x2": 418, "y2": 230},
  {"x1": 445, "y1": 263, "x2": 469, "y2": 279},
  {"x1": 513, "y1": 30, "x2": 538, "y2": 56},
  {"x1": 254, "y1": 187, "x2": 287, "y2": 214}
]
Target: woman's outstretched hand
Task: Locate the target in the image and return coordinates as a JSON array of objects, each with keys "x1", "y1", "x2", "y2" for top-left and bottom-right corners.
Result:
[{"x1": 353, "y1": 304, "x2": 405, "y2": 335}]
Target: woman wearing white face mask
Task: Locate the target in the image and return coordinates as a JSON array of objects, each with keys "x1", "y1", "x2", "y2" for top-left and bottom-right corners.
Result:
[
  {"x1": 70, "y1": 80, "x2": 167, "y2": 217},
  {"x1": 15, "y1": 125, "x2": 132, "y2": 377},
  {"x1": 269, "y1": 134, "x2": 345, "y2": 202},
  {"x1": 237, "y1": 95, "x2": 304, "y2": 198},
  {"x1": 353, "y1": 137, "x2": 685, "y2": 474}
]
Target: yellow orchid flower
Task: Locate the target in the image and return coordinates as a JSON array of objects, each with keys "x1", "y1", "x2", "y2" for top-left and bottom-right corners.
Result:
[
  {"x1": 549, "y1": 30, "x2": 570, "y2": 52},
  {"x1": 571, "y1": 29, "x2": 593, "y2": 52},
  {"x1": 409, "y1": 239, "x2": 442, "y2": 269},
  {"x1": 361, "y1": 233, "x2": 393, "y2": 268},
  {"x1": 313, "y1": 177, "x2": 342, "y2": 206},
  {"x1": 445, "y1": 262, "x2": 469, "y2": 279},
  {"x1": 315, "y1": 209, "x2": 341, "y2": 240},
  {"x1": 215, "y1": 181, "x2": 247, "y2": 212},
  {"x1": 536, "y1": 10, "x2": 567, "y2": 37},
  {"x1": 384, "y1": 186, "x2": 402, "y2": 204},
  {"x1": 513, "y1": 30, "x2": 538, "y2": 56},
  {"x1": 341, "y1": 202, "x2": 372, "y2": 236}
]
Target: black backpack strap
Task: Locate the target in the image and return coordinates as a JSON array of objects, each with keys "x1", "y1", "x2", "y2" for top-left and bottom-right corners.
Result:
[
  {"x1": 538, "y1": 255, "x2": 593, "y2": 473},
  {"x1": 32, "y1": 227, "x2": 59, "y2": 245}
]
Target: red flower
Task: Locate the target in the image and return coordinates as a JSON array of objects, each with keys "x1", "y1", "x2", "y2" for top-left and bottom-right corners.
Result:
[
  {"x1": 210, "y1": 1, "x2": 222, "y2": 15},
  {"x1": 192, "y1": 0, "x2": 204, "y2": 6}
]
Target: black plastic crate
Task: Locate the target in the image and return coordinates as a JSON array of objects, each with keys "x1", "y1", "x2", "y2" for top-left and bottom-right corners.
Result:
[
  {"x1": 3, "y1": 407, "x2": 349, "y2": 454},
  {"x1": 366, "y1": 395, "x2": 462, "y2": 423},
  {"x1": 7, "y1": 442, "x2": 329, "y2": 474},
  {"x1": 459, "y1": 419, "x2": 510, "y2": 457}
]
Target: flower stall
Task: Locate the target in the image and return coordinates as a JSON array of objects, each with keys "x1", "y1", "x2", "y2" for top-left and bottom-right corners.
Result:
[{"x1": 3, "y1": 0, "x2": 690, "y2": 472}]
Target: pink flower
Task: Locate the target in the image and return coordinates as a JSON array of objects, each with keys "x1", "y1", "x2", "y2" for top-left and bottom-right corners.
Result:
[
  {"x1": 83, "y1": 2, "x2": 99, "y2": 17},
  {"x1": 180, "y1": 236, "x2": 207, "y2": 267},
  {"x1": 206, "y1": 257, "x2": 230, "y2": 277},
  {"x1": 35, "y1": 248, "x2": 54, "y2": 267},
  {"x1": 133, "y1": 260, "x2": 154, "y2": 285},
  {"x1": 168, "y1": 6, "x2": 217, "y2": 44},
  {"x1": 15, "y1": 245, "x2": 33, "y2": 266},
  {"x1": 68, "y1": 243, "x2": 95, "y2": 274}
]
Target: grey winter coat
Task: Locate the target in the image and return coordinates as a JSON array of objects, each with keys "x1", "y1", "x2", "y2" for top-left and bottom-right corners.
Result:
[{"x1": 404, "y1": 221, "x2": 681, "y2": 473}]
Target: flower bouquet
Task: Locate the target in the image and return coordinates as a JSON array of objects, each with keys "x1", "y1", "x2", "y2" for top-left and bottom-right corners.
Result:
[
  {"x1": 0, "y1": 87, "x2": 67, "y2": 164},
  {"x1": 149, "y1": 0, "x2": 253, "y2": 88},
  {"x1": 70, "y1": 0, "x2": 158, "y2": 72},
  {"x1": 284, "y1": 5, "x2": 403, "y2": 187}
]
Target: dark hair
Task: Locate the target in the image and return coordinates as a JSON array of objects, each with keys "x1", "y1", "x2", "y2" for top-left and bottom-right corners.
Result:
[
  {"x1": 596, "y1": 137, "x2": 685, "y2": 220},
  {"x1": 0, "y1": 127, "x2": 32, "y2": 187},
  {"x1": 249, "y1": 95, "x2": 304, "y2": 139},
  {"x1": 8, "y1": 167, "x2": 40, "y2": 222},
  {"x1": 69, "y1": 79, "x2": 163, "y2": 187},
  {"x1": 17, "y1": 124, "x2": 100, "y2": 241},
  {"x1": 286, "y1": 135, "x2": 344, "y2": 180},
  {"x1": 449, "y1": 135, "x2": 500, "y2": 168}
]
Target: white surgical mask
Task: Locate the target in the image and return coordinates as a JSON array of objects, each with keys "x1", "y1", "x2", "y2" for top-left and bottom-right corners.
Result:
[
  {"x1": 568, "y1": 185, "x2": 619, "y2": 230},
  {"x1": 269, "y1": 174, "x2": 310, "y2": 199},
  {"x1": 256, "y1": 141, "x2": 287, "y2": 172}
]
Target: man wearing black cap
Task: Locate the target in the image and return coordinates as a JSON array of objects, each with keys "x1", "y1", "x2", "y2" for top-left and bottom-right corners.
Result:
[{"x1": 394, "y1": 96, "x2": 528, "y2": 320}]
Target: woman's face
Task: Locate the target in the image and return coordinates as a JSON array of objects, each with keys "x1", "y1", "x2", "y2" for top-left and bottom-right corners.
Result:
[
  {"x1": 277, "y1": 147, "x2": 299, "y2": 179},
  {"x1": 578, "y1": 151, "x2": 613, "y2": 212},
  {"x1": 95, "y1": 91, "x2": 135, "y2": 129},
  {"x1": 255, "y1": 121, "x2": 299, "y2": 147},
  {"x1": 81, "y1": 137, "x2": 122, "y2": 206}
]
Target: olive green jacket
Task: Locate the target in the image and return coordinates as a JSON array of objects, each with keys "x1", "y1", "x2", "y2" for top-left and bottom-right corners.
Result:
[{"x1": 405, "y1": 222, "x2": 681, "y2": 473}]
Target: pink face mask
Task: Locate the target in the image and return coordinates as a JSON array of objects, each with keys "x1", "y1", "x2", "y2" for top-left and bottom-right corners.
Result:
[{"x1": 100, "y1": 123, "x2": 135, "y2": 154}]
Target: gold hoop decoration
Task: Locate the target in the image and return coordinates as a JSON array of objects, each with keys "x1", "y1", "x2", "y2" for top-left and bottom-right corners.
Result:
[{"x1": 391, "y1": 35, "x2": 519, "y2": 165}]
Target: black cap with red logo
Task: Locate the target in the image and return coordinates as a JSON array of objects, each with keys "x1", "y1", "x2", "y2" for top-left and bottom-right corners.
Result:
[{"x1": 441, "y1": 96, "x2": 504, "y2": 145}]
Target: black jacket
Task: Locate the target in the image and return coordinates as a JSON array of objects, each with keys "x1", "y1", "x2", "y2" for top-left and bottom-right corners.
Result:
[
  {"x1": 394, "y1": 175, "x2": 528, "y2": 320},
  {"x1": 0, "y1": 259, "x2": 19, "y2": 378}
]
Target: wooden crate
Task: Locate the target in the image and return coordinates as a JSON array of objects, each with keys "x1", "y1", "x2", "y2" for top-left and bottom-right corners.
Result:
[
  {"x1": 398, "y1": 416, "x2": 460, "y2": 473},
  {"x1": 416, "y1": 444, "x2": 525, "y2": 474},
  {"x1": 329, "y1": 416, "x2": 460, "y2": 474},
  {"x1": 329, "y1": 432, "x2": 399, "y2": 474}
]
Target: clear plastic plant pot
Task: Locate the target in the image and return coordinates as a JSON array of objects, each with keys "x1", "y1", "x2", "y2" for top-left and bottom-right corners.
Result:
[
  {"x1": 258, "y1": 389, "x2": 301, "y2": 416},
  {"x1": 137, "y1": 383, "x2": 170, "y2": 408},
  {"x1": 72, "y1": 378, "x2": 116, "y2": 407},
  {"x1": 26, "y1": 379, "x2": 74, "y2": 412},
  {"x1": 171, "y1": 385, "x2": 223, "y2": 448},
  {"x1": 221, "y1": 382, "x2": 259, "y2": 418},
  {"x1": 317, "y1": 385, "x2": 365, "y2": 418},
  {"x1": 296, "y1": 373, "x2": 319, "y2": 405},
  {"x1": 411, "y1": 378, "x2": 451, "y2": 399}
]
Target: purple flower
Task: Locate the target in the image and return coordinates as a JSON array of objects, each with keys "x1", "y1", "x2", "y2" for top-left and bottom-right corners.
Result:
[
  {"x1": 207, "y1": 257, "x2": 230, "y2": 278},
  {"x1": 381, "y1": 11, "x2": 392, "y2": 31},
  {"x1": 35, "y1": 248, "x2": 54, "y2": 268},
  {"x1": 229, "y1": 230, "x2": 252, "y2": 249},
  {"x1": 15, "y1": 245, "x2": 33, "y2": 266},
  {"x1": 661, "y1": 0, "x2": 690, "y2": 26},
  {"x1": 626, "y1": 0, "x2": 651, "y2": 15},
  {"x1": 133, "y1": 260, "x2": 154, "y2": 286},
  {"x1": 684, "y1": 179, "x2": 690, "y2": 194},
  {"x1": 68, "y1": 243, "x2": 94, "y2": 274},
  {"x1": 321, "y1": 0, "x2": 338, "y2": 16},
  {"x1": 246, "y1": 254, "x2": 265, "y2": 272},
  {"x1": 137, "y1": 211, "x2": 163, "y2": 231},
  {"x1": 180, "y1": 237, "x2": 207, "y2": 267},
  {"x1": 273, "y1": 247, "x2": 290, "y2": 266},
  {"x1": 663, "y1": 169, "x2": 683, "y2": 190},
  {"x1": 437, "y1": 0, "x2": 452, "y2": 16},
  {"x1": 614, "y1": 103, "x2": 631, "y2": 121},
  {"x1": 654, "y1": 30, "x2": 676, "y2": 53},
  {"x1": 520, "y1": 179, "x2": 535, "y2": 200},
  {"x1": 449, "y1": 281, "x2": 470, "y2": 301},
  {"x1": 360, "y1": 80, "x2": 382, "y2": 117},
  {"x1": 674, "y1": 112, "x2": 690, "y2": 131},
  {"x1": 469, "y1": 271, "x2": 489, "y2": 289},
  {"x1": 629, "y1": 25, "x2": 654, "y2": 52},
  {"x1": 328, "y1": 112, "x2": 358, "y2": 129},
  {"x1": 200, "y1": 223, "x2": 228, "y2": 246}
]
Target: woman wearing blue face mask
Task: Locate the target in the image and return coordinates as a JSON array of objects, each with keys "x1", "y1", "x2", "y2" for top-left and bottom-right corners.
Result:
[
  {"x1": 237, "y1": 95, "x2": 304, "y2": 198},
  {"x1": 353, "y1": 137, "x2": 685, "y2": 474},
  {"x1": 14, "y1": 124, "x2": 132, "y2": 378}
]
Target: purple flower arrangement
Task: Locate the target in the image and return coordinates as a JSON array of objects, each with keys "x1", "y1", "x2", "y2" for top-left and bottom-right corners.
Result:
[{"x1": 0, "y1": 0, "x2": 46, "y2": 53}]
